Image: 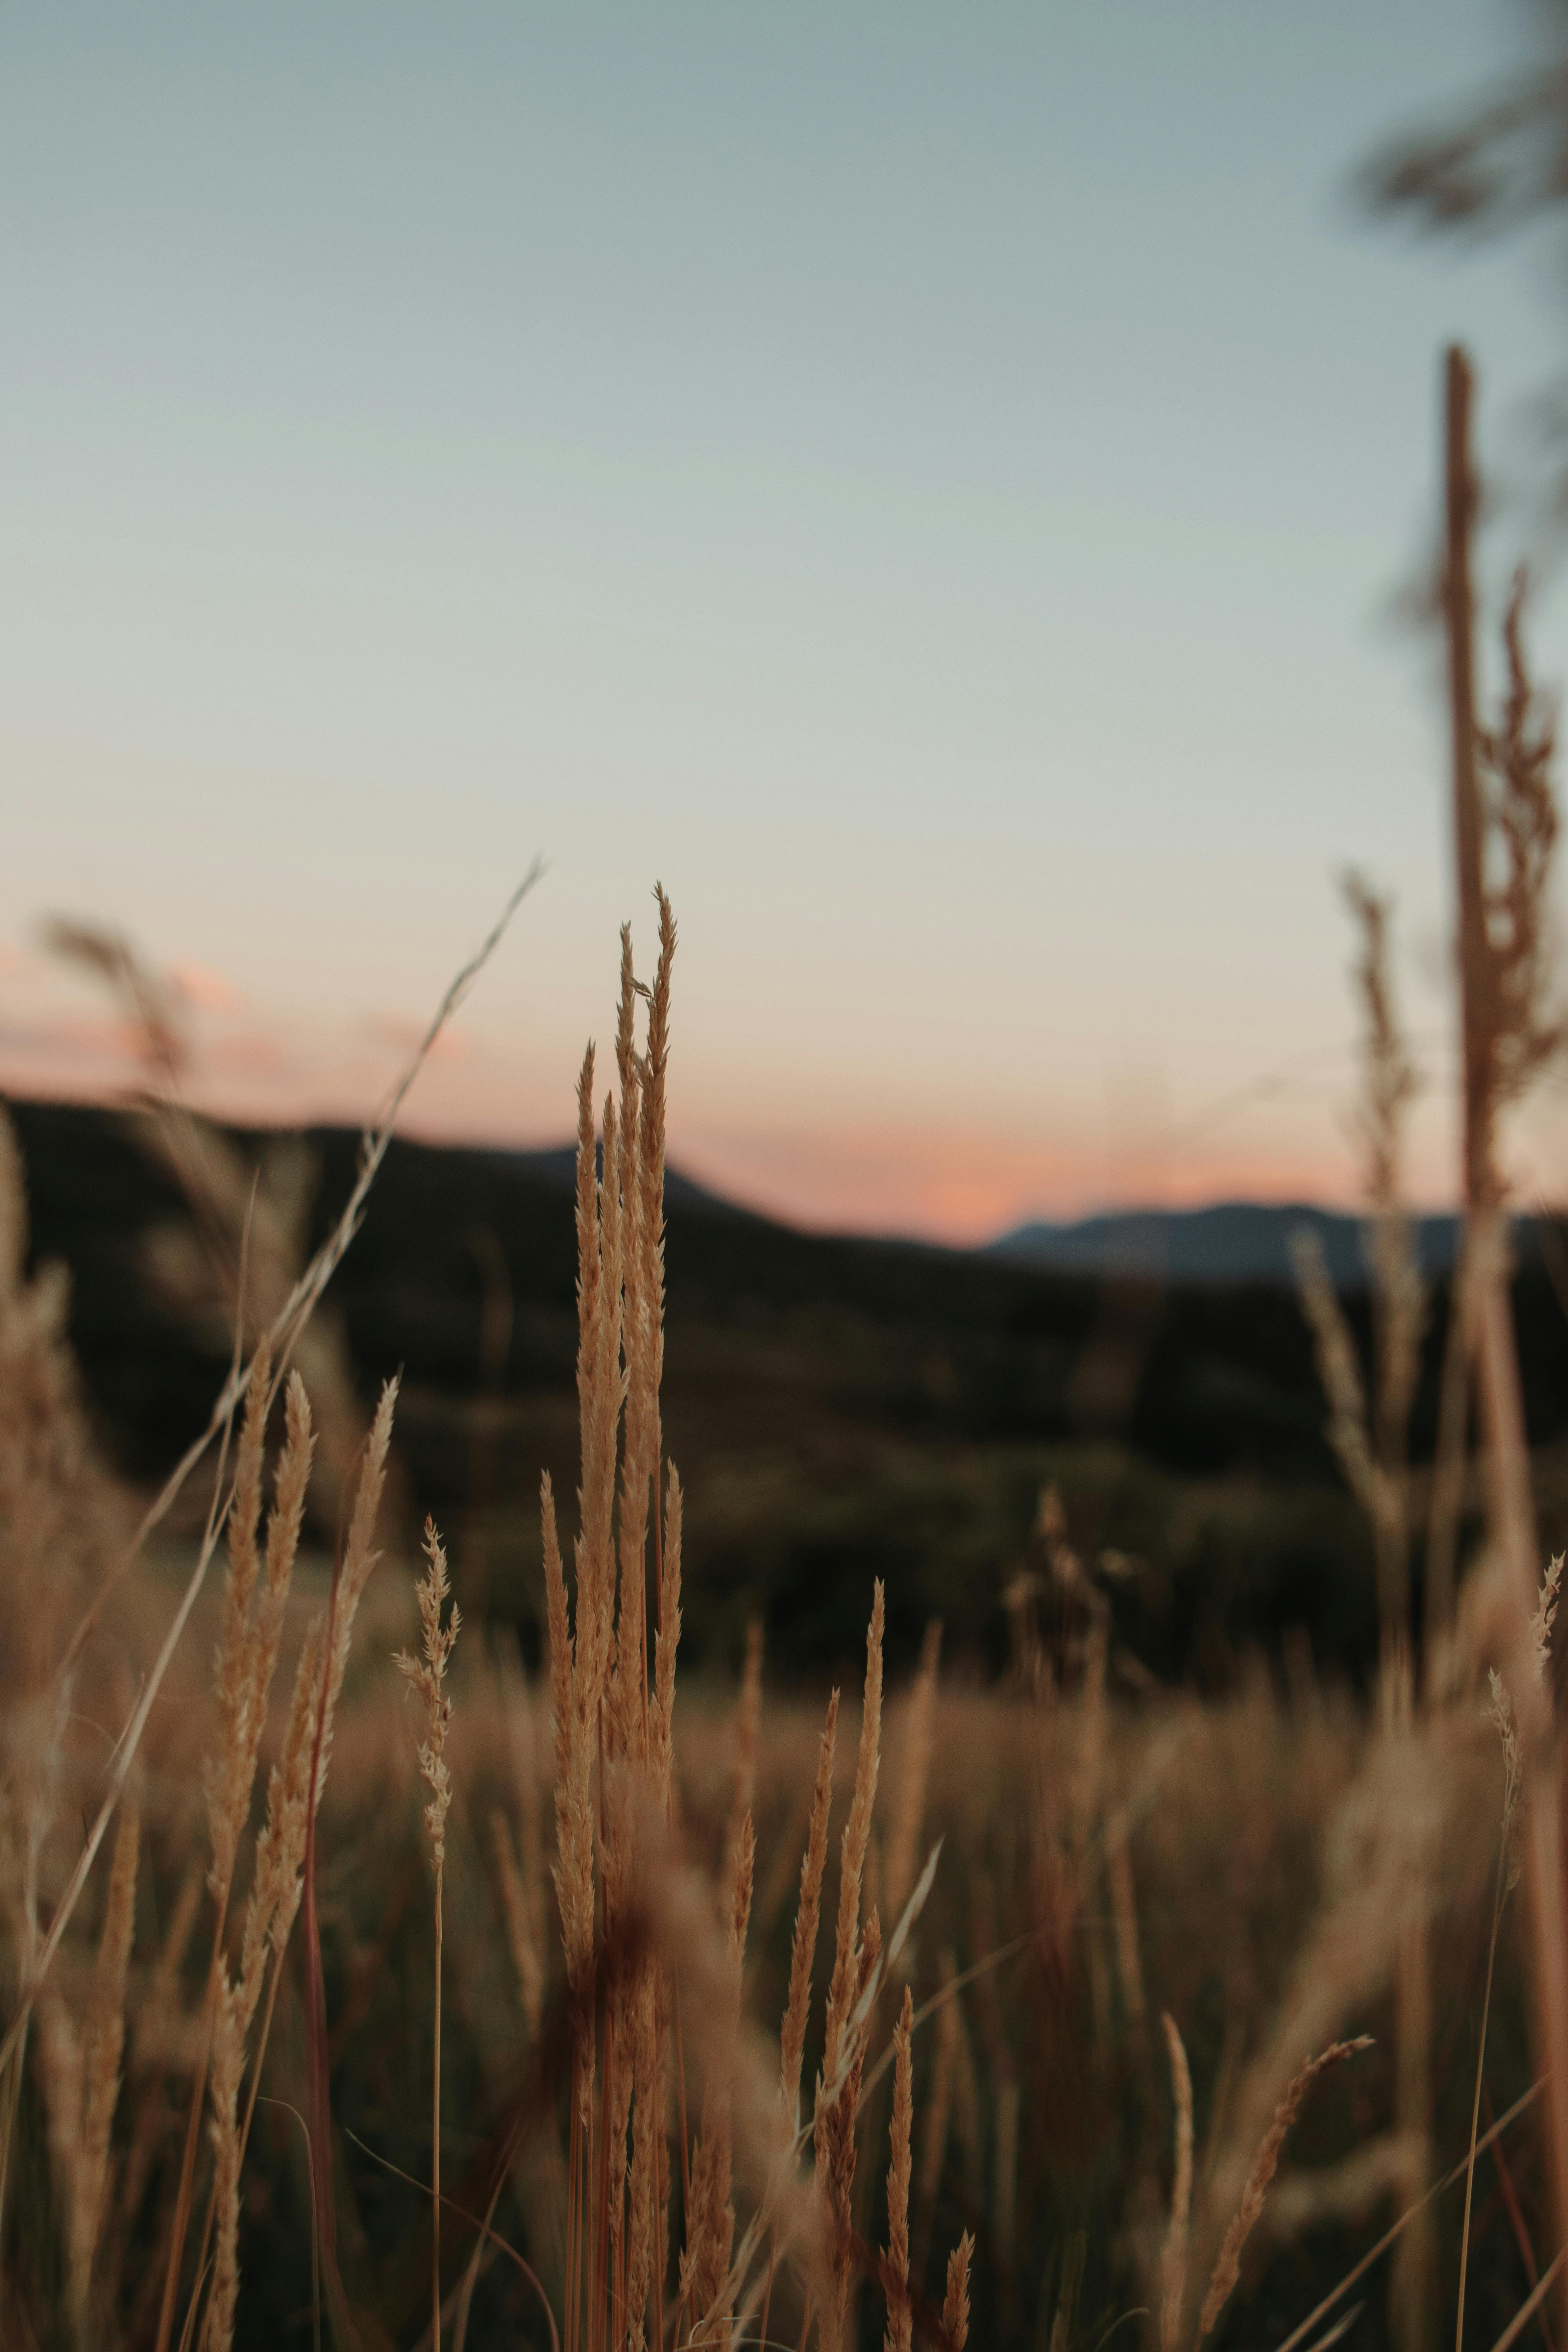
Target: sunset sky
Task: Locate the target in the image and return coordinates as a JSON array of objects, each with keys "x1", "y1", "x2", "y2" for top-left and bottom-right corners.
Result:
[{"x1": 6, "y1": 4, "x2": 1568, "y2": 1242}]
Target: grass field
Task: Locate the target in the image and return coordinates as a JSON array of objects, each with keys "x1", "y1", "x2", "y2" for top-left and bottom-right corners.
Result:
[
  {"x1": 5, "y1": 351, "x2": 1568, "y2": 2352},
  {"x1": 0, "y1": 862, "x2": 1562, "y2": 2352}
]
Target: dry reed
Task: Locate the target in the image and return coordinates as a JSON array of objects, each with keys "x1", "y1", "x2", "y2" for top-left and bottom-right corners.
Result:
[
  {"x1": 882, "y1": 1985, "x2": 913, "y2": 2352},
  {"x1": 171, "y1": 1356, "x2": 313, "y2": 2352},
  {"x1": 814, "y1": 1583, "x2": 885, "y2": 2352},
  {"x1": 12, "y1": 666, "x2": 1568, "y2": 2352},
  {"x1": 397, "y1": 1516, "x2": 462, "y2": 2352},
  {"x1": 1159, "y1": 2011, "x2": 1193, "y2": 2352},
  {"x1": 725, "y1": 1620, "x2": 764, "y2": 1878},
  {"x1": 193, "y1": 1377, "x2": 395, "y2": 2352},
  {"x1": 942, "y1": 2232, "x2": 973, "y2": 2352},
  {"x1": 780, "y1": 1692, "x2": 839, "y2": 2136},
  {"x1": 1443, "y1": 347, "x2": 1568, "y2": 2333},
  {"x1": 34, "y1": 1796, "x2": 139, "y2": 2342},
  {"x1": 1196, "y1": 2037, "x2": 1373, "y2": 2344},
  {"x1": 3, "y1": 868, "x2": 540, "y2": 2120}
]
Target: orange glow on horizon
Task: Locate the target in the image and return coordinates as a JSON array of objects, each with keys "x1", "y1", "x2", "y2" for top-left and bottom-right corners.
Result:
[
  {"x1": 0, "y1": 1007, "x2": 1378, "y2": 1245},
  {"x1": 671, "y1": 1118, "x2": 1368, "y2": 1245},
  {"x1": 10, "y1": 955, "x2": 1530, "y2": 1245}
]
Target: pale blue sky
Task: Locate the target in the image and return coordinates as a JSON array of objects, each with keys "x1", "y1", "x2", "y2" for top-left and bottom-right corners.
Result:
[{"x1": 4, "y1": 4, "x2": 1567, "y2": 1235}]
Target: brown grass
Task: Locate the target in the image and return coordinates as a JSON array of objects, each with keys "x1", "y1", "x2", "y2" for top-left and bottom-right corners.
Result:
[
  {"x1": 6, "y1": 351, "x2": 1568, "y2": 2352},
  {"x1": 398, "y1": 1517, "x2": 462, "y2": 2352},
  {"x1": 1159, "y1": 2010, "x2": 1193, "y2": 2352}
]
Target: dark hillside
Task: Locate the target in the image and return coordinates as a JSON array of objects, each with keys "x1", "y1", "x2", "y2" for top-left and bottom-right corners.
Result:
[{"x1": 12, "y1": 1097, "x2": 1568, "y2": 1686}]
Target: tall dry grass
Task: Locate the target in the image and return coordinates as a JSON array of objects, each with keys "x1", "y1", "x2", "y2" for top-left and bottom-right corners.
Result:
[{"x1": 3, "y1": 351, "x2": 1568, "y2": 2352}]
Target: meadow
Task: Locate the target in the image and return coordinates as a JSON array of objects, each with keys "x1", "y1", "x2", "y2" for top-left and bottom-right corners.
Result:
[{"x1": 3, "y1": 346, "x2": 1568, "y2": 2352}]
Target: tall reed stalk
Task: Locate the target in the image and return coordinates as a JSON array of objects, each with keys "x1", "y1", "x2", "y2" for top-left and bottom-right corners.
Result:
[
  {"x1": 1441, "y1": 344, "x2": 1568, "y2": 2335},
  {"x1": 398, "y1": 1519, "x2": 461, "y2": 2352}
]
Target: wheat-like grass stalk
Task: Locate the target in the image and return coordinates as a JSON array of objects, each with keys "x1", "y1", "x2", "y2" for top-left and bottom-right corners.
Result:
[
  {"x1": 3, "y1": 871, "x2": 541, "y2": 2136},
  {"x1": 725, "y1": 1620, "x2": 764, "y2": 1878},
  {"x1": 78, "y1": 1799, "x2": 138, "y2": 2317},
  {"x1": 1441, "y1": 353, "x2": 1568, "y2": 2330},
  {"x1": 684, "y1": 1811, "x2": 756, "y2": 2347},
  {"x1": 651, "y1": 1464, "x2": 683, "y2": 1815},
  {"x1": 315, "y1": 1377, "x2": 399, "y2": 1802},
  {"x1": 0, "y1": 1198, "x2": 95, "y2": 2260},
  {"x1": 197, "y1": 1383, "x2": 392, "y2": 2352},
  {"x1": 247, "y1": 1612, "x2": 327, "y2": 1991},
  {"x1": 673, "y1": 1613, "x2": 764, "y2": 2344},
  {"x1": 650, "y1": 1461, "x2": 683, "y2": 2331},
  {"x1": 203, "y1": 1337, "x2": 272, "y2": 1900},
  {"x1": 624, "y1": 1960, "x2": 660, "y2": 2352},
  {"x1": 811, "y1": 1586, "x2": 884, "y2": 2352},
  {"x1": 545, "y1": 1051, "x2": 625, "y2": 2149},
  {"x1": 611, "y1": 923, "x2": 651, "y2": 1776},
  {"x1": 206, "y1": 1609, "x2": 323, "y2": 2331},
  {"x1": 207, "y1": 1365, "x2": 315, "y2": 1906},
  {"x1": 823, "y1": 1584, "x2": 885, "y2": 2093},
  {"x1": 780, "y1": 1692, "x2": 839, "y2": 2133},
  {"x1": 165, "y1": 1357, "x2": 313, "y2": 2352},
  {"x1": 636, "y1": 889, "x2": 676, "y2": 1471},
  {"x1": 529, "y1": 893, "x2": 685, "y2": 2352},
  {"x1": 1456, "y1": 1570, "x2": 1559, "y2": 2352},
  {"x1": 1159, "y1": 2012, "x2": 1193, "y2": 2352},
  {"x1": 152, "y1": 1394, "x2": 260, "y2": 2350},
  {"x1": 882, "y1": 1984, "x2": 913, "y2": 2352},
  {"x1": 196, "y1": 1385, "x2": 316, "y2": 2352},
  {"x1": 295, "y1": 1377, "x2": 401, "y2": 2347},
  {"x1": 32, "y1": 1794, "x2": 140, "y2": 2346},
  {"x1": 200, "y1": 1978, "x2": 248, "y2": 2352},
  {"x1": 1196, "y1": 2036, "x2": 1372, "y2": 2344},
  {"x1": 397, "y1": 1516, "x2": 461, "y2": 2352},
  {"x1": 618, "y1": 905, "x2": 680, "y2": 2352},
  {"x1": 941, "y1": 2232, "x2": 973, "y2": 2352},
  {"x1": 53, "y1": 864, "x2": 541, "y2": 1677}
]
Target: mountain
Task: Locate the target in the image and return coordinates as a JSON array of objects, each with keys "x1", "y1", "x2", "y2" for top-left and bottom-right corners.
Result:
[
  {"x1": 10, "y1": 1097, "x2": 1568, "y2": 1683},
  {"x1": 986, "y1": 1202, "x2": 1487, "y2": 1287}
]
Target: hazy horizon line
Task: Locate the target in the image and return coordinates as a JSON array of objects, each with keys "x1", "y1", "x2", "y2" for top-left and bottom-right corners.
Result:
[{"x1": 0, "y1": 1063, "x2": 1484, "y2": 1255}]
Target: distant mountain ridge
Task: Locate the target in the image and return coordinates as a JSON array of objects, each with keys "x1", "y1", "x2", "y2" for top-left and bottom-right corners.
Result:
[
  {"x1": 985, "y1": 1201, "x2": 1512, "y2": 1287},
  {"x1": 12, "y1": 1094, "x2": 1568, "y2": 1684},
  {"x1": 514, "y1": 1152, "x2": 1529, "y2": 1287}
]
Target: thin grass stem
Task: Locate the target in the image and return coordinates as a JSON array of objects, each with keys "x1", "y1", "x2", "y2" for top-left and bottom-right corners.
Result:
[
  {"x1": 1485, "y1": 2253, "x2": 1565, "y2": 2352},
  {"x1": 1456, "y1": 1848, "x2": 1510, "y2": 2352},
  {"x1": 1272, "y1": 2076, "x2": 1545, "y2": 2352},
  {"x1": 434, "y1": 1857, "x2": 444, "y2": 2352}
]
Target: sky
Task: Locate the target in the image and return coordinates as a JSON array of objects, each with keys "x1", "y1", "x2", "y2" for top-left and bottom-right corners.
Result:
[{"x1": 5, "y1": 3, "x2": 1568, "y2": 1241}]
